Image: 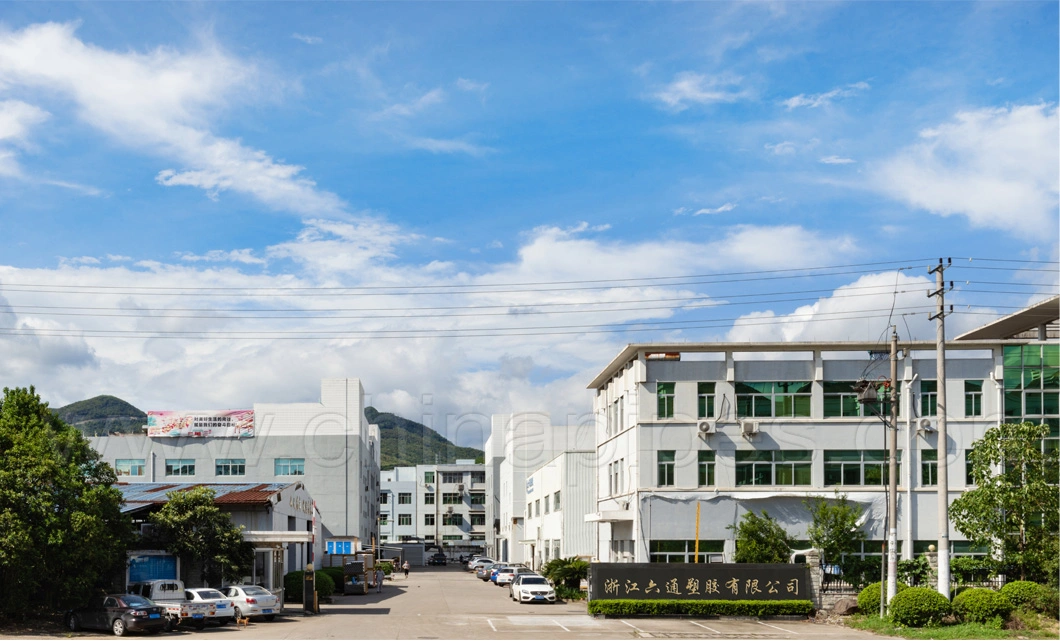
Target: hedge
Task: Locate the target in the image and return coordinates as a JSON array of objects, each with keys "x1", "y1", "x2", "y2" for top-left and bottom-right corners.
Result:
[
  {"x1": 951, "y1": 588, "x2": 1012, "y2": 624},
  {"x1": 587, "y1": 599, "x2": 814, "y2": 617},
  {"x1": 319, "y1": 566, "x2": 346, "y2": 588},
  {"x1": 888, "y1": 587, "x2": 950, "y2": 627}
]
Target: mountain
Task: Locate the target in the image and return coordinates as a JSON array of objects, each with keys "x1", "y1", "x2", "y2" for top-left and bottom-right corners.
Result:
[
  {"x1": 365, "y1": 406, "x2": 484, "y2": 470},
  {"x1": 54, "y1": 395, "x2": 147, "y2": 435}
]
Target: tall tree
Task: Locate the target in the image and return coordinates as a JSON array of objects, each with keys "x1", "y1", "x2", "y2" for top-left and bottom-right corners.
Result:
[
  {"x1": 150, "y1": 487, "x2": 255, "y2": 587},
  {"x1": 730, "y1": 510, "x2": 791, "y2": 564},
  {"x1": 805, "y1": 493, "x2": 866, "y2": 566},
  {"x1": 950, "y1": 422, "x2": 1059, "y2": 583},
  {"x1": 0, "y1": 386, "x2": 132, "y2": 619}
]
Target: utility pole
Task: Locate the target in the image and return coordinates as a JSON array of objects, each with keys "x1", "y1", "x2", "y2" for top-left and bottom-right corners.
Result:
[
  {"x1": 886, "y1": 327, "x2": 899, "y2": 604},
  {"x1": 929, "y1": 258, "x2": 953, "y2": 598}
]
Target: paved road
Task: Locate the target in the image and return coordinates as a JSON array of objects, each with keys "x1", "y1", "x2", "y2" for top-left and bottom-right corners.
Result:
[{"x1": 54, "y1": 567, "x2": 893, "y2": 640}]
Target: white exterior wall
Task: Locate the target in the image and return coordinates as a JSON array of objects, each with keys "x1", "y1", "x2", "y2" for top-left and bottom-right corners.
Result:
[
  {"x1": 380, "y1": 467, "x2": 419, "y2": 543},
  {"x1": 523, "y1": 450, "x2": 597, "y2": 569}
]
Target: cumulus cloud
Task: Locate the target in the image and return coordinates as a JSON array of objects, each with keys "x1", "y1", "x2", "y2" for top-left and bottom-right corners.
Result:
[
  {"x1": 652, "y1": 71, "x2": 750, "y2": 111},
  {"x1": 0, "y1": 21, "x2": 344, "y2": 216},
  {"x1": 783, "y1": 81, "x2": 869, "y2": 110},
  {"x1": 765, "y1": 141, "x2": 797, "y2": 155},
  {"x1": 871, "y1": 104, "x2": 1059, "y2": 238},
  {"x1": 0, "y1": 99, "x2": 49, "y2": 176}
]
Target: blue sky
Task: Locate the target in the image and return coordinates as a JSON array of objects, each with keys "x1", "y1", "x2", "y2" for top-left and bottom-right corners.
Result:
[{"x1": 0, "y1": 2, "x2": 1056, "y2": 448}]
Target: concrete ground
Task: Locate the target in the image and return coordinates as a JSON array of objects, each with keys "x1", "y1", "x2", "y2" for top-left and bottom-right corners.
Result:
[{"x1": 53, "y1": 567, "x2": 895, "y2": 640}]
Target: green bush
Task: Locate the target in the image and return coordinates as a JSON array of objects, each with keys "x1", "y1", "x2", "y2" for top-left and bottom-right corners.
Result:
[
  {"x1": 283, "y1": 568, "x2": 335, "y2": 603},
  {"x1": 856, "y1": 581, "x2": 909, "y2": 614},
  {"x1": 896, "y1": 556, "x2": 931, "y2": 586},
  {"x1": 1000, "y1": 581, "x2": 1059, "y2": 615},
  {"x1": 952, "y1": 588, "x2": 1012, "y2": 624},
  {"x1": 555, "y1": 586, "x2": 586, "y2": 601},
  {"x1": 888, "y1": 587, "x2": 950, "y2": 627},
  {"x1": 950, "y1": 556, "x2": 997, "y2": 584},
  {"x1": 377, "y1": 561, "x2": 394, "y2": 575},
  {"x1": 587, "y1": 599, "x2": 814, "y2": 617},
  {"x1": 320, "y1": 566, "x2": 345, "y2": 588}
]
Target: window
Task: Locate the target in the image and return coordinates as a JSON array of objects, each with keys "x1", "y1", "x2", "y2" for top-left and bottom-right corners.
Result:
[
  {"x1": 921, "y1": 380, "x2": 938, "y2": 416},
  {"x1": 442, "y1": 534, "x2": 464, "y2": 540},
  {"x1": 698, "y1": 383, "x2": 715, "y2": 419},
  {"x1": 398, "y1": 493, "x2": 412, "y2": 504},
  {"x1": 442, "y1": 513, "x2": 463, "y2": 526},
  {"x1": 649, "y1": 540, "x2": 724, "y2": 563},
  {"x1": 380, "y1": 514, "x2": 389, "y2": 526},
  {"x1": 471, "y1": 471, "x2": 486, "y2": 484},
  {"x1": 965, "y1": 450, "x2": 976, "y2": 486},
  {"x1": 657, "y1": 450, "x2": 675, "y2": 486},
  {"x1": 424, "y1": 492, "x2": 435, "y2": 505},
  {"x1": 379, "y1": 492, "x2": 389, "y2": 504},
  {"x1": 165, "y1": 459, "x2": 195, "y2": 476},
  {"x1": 215, "y1": 458, "x2": 245, "y2": 476},
  {"x1": 115, "y1": 459, "x2": 145, "y2": 477},
  {"x1": 544, "y1": 496, "x2": 550, "y2": 514},
  {"x1": 657, "y1": 382, "x2": 675, "y2": 419},
  {"x1": 470, "y1": 513, "x2": 486, "y2": 526},
  {"x1": 824, "y1": 450, "x2": 900, "y2": 486},
  {"x1": 736, "y1": 382, "x2": 812, "y2": 418},
  {"x1": 527, "y1": 503, "x2": 532, "y2": 518},
  {"x1": 554, "y1": 491, "x2": 561, "y2": 511},
  {"x1": 965, "y1": 380, "x2": 983, "y2": 417},
  {"x1": 698, "y1": 450, "x2": 715, "y2": 486},
  {"x1": 274, "y1": 458, "x2": 305, "y2": 476},
  {"x1": 469, "y1": 492, "x2": 485, "y2": 505},
  {"x1": 442, "y1": 492, "x2": 462, "y2": 505},
  {"x1": 736, "y1": 450, "x2": 812, "y2": 486},
  {"x1": 424, "y1": 514, "x2": 435, "y2": 526},
  {"x1": 424, "y1": 471, "x2": 435, "y2": 484},
  {"x1": 398, "y1": 514, "x2": 412, "y2": 526},
  {"x1": 441, "y1": 472, "x2": 463, "y2": 484},
  {"x1": 535, "y1": 499, "x2": 540, "y2": 517},
  {"x1": 921, "y1": 449, "x2": 938, "y2": 486}
]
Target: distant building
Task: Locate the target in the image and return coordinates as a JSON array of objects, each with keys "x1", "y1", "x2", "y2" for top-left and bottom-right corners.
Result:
[{"x1": 522, "y1": 450, "x2": 597, "y2": 568}]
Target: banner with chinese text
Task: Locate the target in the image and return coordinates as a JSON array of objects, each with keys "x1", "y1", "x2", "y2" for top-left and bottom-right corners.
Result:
[
  {"x1": 146, "y1": 410, "x2": 254, "y2": 438},
  {"x1": 589, "y1": 563, "x2": 809, "y2": 601}
]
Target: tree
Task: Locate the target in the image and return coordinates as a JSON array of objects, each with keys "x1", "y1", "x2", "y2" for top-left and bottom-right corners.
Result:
[
  {"x1": 729, "y1": 510, "x2": 791, "y2": 564},
  {"x1": 150, "y1": 487, "x2": 255, "y2": 587},
  {"x1": 950, "y1": 422, "x2": 1059, "y2": 583},
  {"x1": 0, "y1": 386, "x2": 132, "y2": 619},
  {"x1": 805, "y1": 493, "x2": 866, "y2": 567}
]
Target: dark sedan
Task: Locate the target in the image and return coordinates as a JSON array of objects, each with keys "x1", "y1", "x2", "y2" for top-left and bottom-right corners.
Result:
[
  {"x1": 66, "y1": 594, "x2": 166, "y2": 636},
  {"x1": 427, "y1": 553, "x2": 448, "y2": 566}
]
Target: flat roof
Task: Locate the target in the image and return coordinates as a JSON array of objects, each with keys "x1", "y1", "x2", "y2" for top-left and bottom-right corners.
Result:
[
  {"x1": 116, "y1": 481, "x2": 298, "y2": 512},
  {"x1": 955, "y1": 296, "x2": 1059, "y2": 341}
]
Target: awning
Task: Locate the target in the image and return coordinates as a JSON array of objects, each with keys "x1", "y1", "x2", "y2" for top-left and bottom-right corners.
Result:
[
  {"x1": 242, "y1": 530, "x2": 314, "y2": 544},
  {"x1": 584, "y1": 511, "x2": 634, "y2": 523}
]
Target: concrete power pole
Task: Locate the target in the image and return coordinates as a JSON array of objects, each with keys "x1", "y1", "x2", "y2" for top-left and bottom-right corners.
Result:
[
  {"x1": 929, "y1": 258, "x2": 953, "y2": 598},
  {"x1": 886, "y1": 327, "x2": 899, "y2": 604}
]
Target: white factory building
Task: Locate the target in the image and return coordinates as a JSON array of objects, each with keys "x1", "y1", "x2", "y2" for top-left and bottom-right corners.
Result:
[{"x1": 522, "y1": 450, "x2": 597, "y2": 568}]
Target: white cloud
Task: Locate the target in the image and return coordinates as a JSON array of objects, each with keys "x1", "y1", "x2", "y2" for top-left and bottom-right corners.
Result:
[
  {"x1": 782, "y1": 81, "x2": 869, "y2": 110},
  {"x1": 376, "y1": 88, "x2": 446, "y2": 119},
  {"x1": 871, "y1": 104, "x2": 1059, "y2": 238},
  {"x1": 820, "y1": 155, "x2": 855, "y2": 164},
  {"x1": 0, "y1": 22, "x2": 344, "y2": 216},
  {"x1": 405, "y1": 136, "x2": 493, "y2": 156},
  {"x1": 58, "y1": 256, "x2": 101, "y2": 266},
  {"x1": 694, "y1": 203, "x2": 737, "y2": 215},
  {"x1": 178, "y1": 249, "x2": 266, "y2": 265},
  {"x1": 765, "y1": 141, "x2": 797, "y2": 155},
  {"x1": 106, "y1": 254, "x2": 131, "y2": 262},
  {"x1": 0, "y1": 99, "x2": 49, "y2": 176},
  {"x1": 291, "y1": 33, "x2": 322, "y2": 45},
  {"x1": 455, "y1": 78, "x2": 488, "y2": 93},
  {"x1": 652, "y1": 71, "x2": 749, "y2": 111}
]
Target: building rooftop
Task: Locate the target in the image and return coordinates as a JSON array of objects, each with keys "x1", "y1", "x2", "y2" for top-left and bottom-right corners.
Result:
[
  {"x1": 955, "y1": 295, "x2": 1059, "y2": 341},
  {"x1": 116, "y1": 481, "x2": 297, "y2": 513}
]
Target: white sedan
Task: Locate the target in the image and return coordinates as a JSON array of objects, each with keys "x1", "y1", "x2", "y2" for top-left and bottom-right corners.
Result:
[
  {"x1": 509, "y1": 575, "x2": 556, "y2": 604},
  {"x1": 494, "y1": 566, "x2": 533, "y2": 586},
  {"x1": 185, "y1": 588, "x2": 235, "y2": 625},
  {"x1": 222, "y1": 585, "x2": 279, "y2": 621}
]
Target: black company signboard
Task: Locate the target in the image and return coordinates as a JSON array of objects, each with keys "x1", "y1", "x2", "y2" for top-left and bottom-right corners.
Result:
[{"x1": 589, "y1": 563, "x2": 810, "y2": 601}]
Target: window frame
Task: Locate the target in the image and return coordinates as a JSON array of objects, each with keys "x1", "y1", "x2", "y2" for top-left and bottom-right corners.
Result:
[
  {"x1": 164, "y1": 458, "x2": 195, "y2": 477},
  {"x1": 115, "y1": 459, "x2": 145, "y2": 477},
  {"x1": 736, "y1": 382, "x2": 812, "y2": 418},
  {"x1": 657, "y1": 450, "x2": 675, "y2": 487},
  {"x1": 274, "y1": 458, "x2": 305, "y2": 476},
  {"x1": 735, "y1": 450, "x2": 812, "y2": 486},
  {"x1": 657, "y1": 382, "x2": 675, "y2": 419},
  {"x1": 215, "y1": 458, "x2": 246, "y2": 476},
  {"x1": 698, "y1": 450, "x2": 715, "y2": 487},
  {"x1": 697, "y1": 382, "x2": 715, "y2": 419}
]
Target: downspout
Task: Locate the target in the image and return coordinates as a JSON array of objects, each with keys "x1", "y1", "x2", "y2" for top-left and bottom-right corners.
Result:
[{"x1": 904, "y1": 374, "x2": 918, "y2": 560}]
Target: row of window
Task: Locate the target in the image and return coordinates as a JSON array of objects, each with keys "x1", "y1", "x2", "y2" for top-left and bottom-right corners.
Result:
[
  {"x1": 646, "y1": 539, "x2": 988, "y2": 564},
  {"x1": 116, "y1": 457, "x2": 305, "y2": 477},
  {"x1": 421, "y1": 471, "x2": 487, "y2": 485},
  {"x1": 653, "y1": 380, "x2": 987, "y2": 420},
  {"x1": 645, "y1": 449, "x2": 981, "y2": 488},
  {"x1": 379, "y1": 491, "x2": 486, "y2": 505},
  {"x1": 526, "y1": 491, "x2": 562, "y2": 519},
  {"x1": 380, "y1": 513, "x2": 486, "y2": 527}
]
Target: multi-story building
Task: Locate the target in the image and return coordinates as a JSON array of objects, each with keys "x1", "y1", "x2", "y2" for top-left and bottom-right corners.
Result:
[
  {"x1": 379, "y1": 467, "x2": 419, "y2": 544},
  {"x1": 586, "y1": 297, "x2": 1058, "y2": 565},
  {"x1": 522, "y1": 450, "x2": 597, "y2": 568},
  {"x1": 379, "y1": 461, "x2": 487, "y2": 556},
  {"x1": 92, "y1": 378, "x2": 382, "y2": 568}
]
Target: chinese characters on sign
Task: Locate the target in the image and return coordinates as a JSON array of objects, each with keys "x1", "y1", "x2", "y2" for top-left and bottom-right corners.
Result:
[
  {"x1": 589, "y1": 563, "x2": 810, "y2": 601},
  {"x1": 146, "y1": 410, "x2": 255, "y2": 438}
]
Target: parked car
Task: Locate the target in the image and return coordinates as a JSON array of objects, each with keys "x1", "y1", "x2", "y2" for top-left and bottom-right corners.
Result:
[
  {"x1": 427, "y1": 553, "x2": 448, "y2": 566},
  {"x1": 126, "y1": 579, "x2": 211, "y2": 630},
  {"x1": 478, "y1": 562, "x2": 506, "y2": 581},
  {"x1": 494, "y1": 566, "x2": 533, "y2": 586},
  {"x1": 510, "y1": 575, "x2": 556, "y2": 604},
  {"x1": 185, "y1": 587, "x2": 235, "y2": 625},
  {"x1": 66, "y1": 594, "x2": 167, "y2": 636},
  {"x1": 221, "y1": 585, "x2": 279, "y2": 621},
  {"x1": 466, "y1": 557, "x2": 494, "y2": 572}
]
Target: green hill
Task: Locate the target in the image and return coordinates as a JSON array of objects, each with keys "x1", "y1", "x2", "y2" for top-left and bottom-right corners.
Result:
[
  {"x1": 54, "y1": 395, "x2": 147, "y2": 436},
  {"x1": 366, "y1": 406, "x2": 484, "y2": 469}
]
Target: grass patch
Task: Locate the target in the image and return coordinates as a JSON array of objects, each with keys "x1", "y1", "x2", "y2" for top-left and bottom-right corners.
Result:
[{"x1": 847, "y1": 614, "x2": 1058, "y2": 640}]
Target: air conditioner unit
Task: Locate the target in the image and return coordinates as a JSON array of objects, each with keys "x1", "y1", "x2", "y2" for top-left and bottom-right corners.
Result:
[
  {"x1": 741, "y1": 420, "x2": 760, "y2": 436},
  {"x1": 918, "y1": 418, "x2": 936, "y2": 432},
  {"x1": 621, "y1": 501, "x2": 630, "y2": 511},
  {"x1": 457, "y1": 484, "x2": 465, "y2": 492},
  {"x1": 446, "y1": 506, "x2": 454, "y2": 514},
  {"x1": 697, "y1": 421, "x2": 713, "y2": 437}
]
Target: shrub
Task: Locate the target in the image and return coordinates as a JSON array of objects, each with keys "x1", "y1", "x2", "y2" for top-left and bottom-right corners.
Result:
[
  {"x1": 320, "y1": 566, "x2": 345, "y2": 588},
  {"x1": 952, "y1": 588, "x2": 1012, "y2": 624},
  {"x1": 856, "y1": 581, "x2": 909, "y2": 614},
  {"x1": 314, "y1": 571, "x2": 336, "y2": 598},
  {"x1": 377, "y1": 561, "x2": 394, "y2": 576},
  {"x1": 999, "y1": 581, "x2": 1059, "y2": 616},
  {"x1": 555, "y1": 586, "x2": 586, "y2": 601},
  {"x1": 888, "y1": 587, "x2": 950, "y2": 627},
  {"x1": 950, "y1": 556, "x2": 997, "y2": 584},
  {"x1": 587, "y1": 599, "x2": 814, "y2": 617},
  {"x1": 283, "y1": 568, "x2": 336, "y2": 603},
  {"x1": 896, "y1": 556, "x2": 931, "y2": 587}
]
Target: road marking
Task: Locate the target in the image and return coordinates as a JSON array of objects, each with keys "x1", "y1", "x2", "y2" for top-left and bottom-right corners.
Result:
[
  {"x1": 620, "y1": 619, "x2": 642, "y2": 632},
  {"x1": 487, "y1": 618, "x2": 496, "y2": 632},
  {"x1": 757, "y1": 621, "x2": 797, "y2": 634},
  {"x1": 552, "y1": 619, "x2": 570, "y2": 632},
  {"x1": 690, "y1": 621, "x2": 721, "y2": 634}
]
